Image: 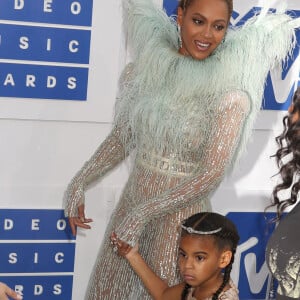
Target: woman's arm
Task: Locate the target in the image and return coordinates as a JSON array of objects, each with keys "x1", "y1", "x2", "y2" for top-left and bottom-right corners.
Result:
[
  {"x1": 115, "y1": 91, "x2": 251, "y2": 246},
  {"x1": 64, "y1": 126, "x2": 131, "y2": 234},
  {"x1": 64, "y1": 64, "x2": 135, "y2": 235}
]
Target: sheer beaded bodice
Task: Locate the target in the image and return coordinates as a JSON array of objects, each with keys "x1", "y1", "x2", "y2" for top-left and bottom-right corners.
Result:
[{"x1": 64, "y1": 89, "x2": 249, "y2": 299}]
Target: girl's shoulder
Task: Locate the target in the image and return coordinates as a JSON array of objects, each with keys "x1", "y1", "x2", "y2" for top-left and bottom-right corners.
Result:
[
  {"x1": 218, "y1": 279, "x2": 239, "y2": 300},
  {"x1": 162, "y1": 282, "x2": 186, "y2": 300},
  {"x1": 172, "y1": 280, "x2": 239, "y2": 300}
]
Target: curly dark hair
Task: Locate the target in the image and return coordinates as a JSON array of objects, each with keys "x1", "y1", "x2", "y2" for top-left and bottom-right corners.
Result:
[
  {"x1": 178, "y1": 0, "x2": 233, "y2": 20},
  {"x1": 270, "y1": 87, "x2": 300, "y2": 221},
  {"x1": 180, "y1": 212, "x2": 240, "y2": 300}
]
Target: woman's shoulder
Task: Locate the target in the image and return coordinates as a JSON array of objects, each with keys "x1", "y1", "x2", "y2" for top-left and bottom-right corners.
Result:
[
  {"x1": 217, "y1": 89, "x2": 251, "y2": 114},
  {"x1": 124, "y1": 0, "x2": 178, "y2": 58},
  {"x1": 223, "y1": 89, "x2": 250, "y2": 104}
]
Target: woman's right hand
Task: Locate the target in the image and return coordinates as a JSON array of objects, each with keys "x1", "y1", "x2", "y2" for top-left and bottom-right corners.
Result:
[
  {"x1": 68, "y1": 204, "x2": 93, "y2": 236},
  {"x1": 0, "y1": 282, "x2": 22, "y2": 300}
]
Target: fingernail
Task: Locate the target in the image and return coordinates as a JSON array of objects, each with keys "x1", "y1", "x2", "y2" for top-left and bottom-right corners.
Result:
[{"x1": 17, "y1": 295, "x2": 23, "y2": 300}]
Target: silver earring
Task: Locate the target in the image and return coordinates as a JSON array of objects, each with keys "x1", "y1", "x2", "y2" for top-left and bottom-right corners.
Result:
[
  {"x1": 222, "y1": 33, "x2": 227, "y2": 44},
  {"x1": 177, "y1": 24, "x2": 182, "y2": 49}
]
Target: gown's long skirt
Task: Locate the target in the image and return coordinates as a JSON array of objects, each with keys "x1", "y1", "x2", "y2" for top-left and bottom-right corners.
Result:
[{"x1": 84, "y1": 161, "x2": 211, "y2": 299}]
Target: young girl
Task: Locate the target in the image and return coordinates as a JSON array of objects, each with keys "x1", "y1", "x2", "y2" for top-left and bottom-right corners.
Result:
[{"x1": 113, "y1": 212, "x2": 240, "y2": 300}]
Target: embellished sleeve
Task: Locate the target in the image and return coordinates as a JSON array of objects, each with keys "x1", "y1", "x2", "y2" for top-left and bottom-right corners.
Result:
[
  {"x1": 64, "y1": 127, "x2": 128, "y2": 218},
  {"x1": 115, "y1": 91, "x2": 250, "y2": 246},
  {"x1": 64, "y1": 64, "x2": 134, "y2": 218}
]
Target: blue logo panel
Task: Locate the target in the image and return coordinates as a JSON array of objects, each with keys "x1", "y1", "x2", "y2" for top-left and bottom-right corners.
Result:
[
  {"x1": 0, "y1": 209, "x2": 74, "y2": 240},
  {"x1": 0, "y1": 62, "x2": 88, "y2": 100},
  {"x1": 0, "y1": 243, "x2": 75, "y2": 273},
  {"x1": 0, "y1": 0, "x2": 92, "y2": 101},
  {"x1": 0, "y1": 0, "x2": 93, "y2": 26},
  {"x1": 262, "y1": 74, "x2": 300, "y2": 111},
  {"x1": 0, "y1": 276, "x2": 73, "y2": 299},
  {"x1": 163, "y1": 0, "x2": 177, "y2": 16},
  {"x1": 0, "y1": 24, "x2": 91, "y2": 63},
  {"x1": 0, "y1": 209, "x2": 76, "y2": 299}
]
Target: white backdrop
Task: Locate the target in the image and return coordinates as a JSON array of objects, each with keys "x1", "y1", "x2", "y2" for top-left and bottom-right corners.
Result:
[{"x1": 0, "y1": 0, "x2": 299, "y2": 299}]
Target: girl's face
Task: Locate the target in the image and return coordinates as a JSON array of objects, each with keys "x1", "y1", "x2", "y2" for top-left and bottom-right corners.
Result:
[
  {"x1": 178, "y1": 235, "x2": 231, "y2": 293},
  {"x1": 177, "y1": 0, "x2": 229, "y2": 60}
]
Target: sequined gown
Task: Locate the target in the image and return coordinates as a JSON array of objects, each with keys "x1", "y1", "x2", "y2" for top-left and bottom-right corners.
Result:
[{"x1": 64, "y1": 1, "x2": 299, "y2": 299}]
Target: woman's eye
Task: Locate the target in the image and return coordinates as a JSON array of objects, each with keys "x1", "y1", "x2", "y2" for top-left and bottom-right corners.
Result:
[
  {"x1": 193, "y1": 18, "x2": 203, "y2": 25},
  {"x1": 215, "y1": 24, "x2": 225, "y2": 31}
]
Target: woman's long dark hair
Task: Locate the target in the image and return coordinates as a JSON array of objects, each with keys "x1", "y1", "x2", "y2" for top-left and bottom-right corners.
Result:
[
  {"x1": 271, "y1": 87, "x2": 300, "y2": 221},
  {"x1": 180, "y1": 212, "x2": 240, "y2": 300}
]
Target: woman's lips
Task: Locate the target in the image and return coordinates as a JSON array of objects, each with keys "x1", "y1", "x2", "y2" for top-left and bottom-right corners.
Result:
[{"x1": 195, "y1": 40, "x2": 210, "y2": 51}]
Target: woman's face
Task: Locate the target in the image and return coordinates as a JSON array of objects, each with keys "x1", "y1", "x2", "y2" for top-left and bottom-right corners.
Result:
[{"x1": 177, "y1": 0, "x2": 229, "y2": 60}]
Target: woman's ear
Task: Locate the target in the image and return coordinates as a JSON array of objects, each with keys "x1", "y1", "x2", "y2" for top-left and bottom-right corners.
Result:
[
  {"x1": 219, "y1": 250, "x2": 232, "y2": 268},
  {"x1": 177, "y1": 7, "x2": 183, "y2": 26}
]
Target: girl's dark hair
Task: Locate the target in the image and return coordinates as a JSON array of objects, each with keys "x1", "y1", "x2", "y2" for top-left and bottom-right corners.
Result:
[
  {"x1": 180, "y1": 212, "x2": 240, "y2": 300},
  {"x1": 270, "y1": 87, "x2": 300, "y2": 221},
  {"x1": 178, "y1": 0, "x2": 233, "y2": 20}
]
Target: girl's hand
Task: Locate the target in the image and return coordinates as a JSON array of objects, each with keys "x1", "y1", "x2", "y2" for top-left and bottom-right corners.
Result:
[
  {"x1": 110, "y1": 232, "x2": 138, "y2": 258},
  {"x1": 0, "y1": 282, "x2": 23, "y2": 300},
  {"x1": 68, "y1": 204, "x2": 93, "y2": 236}
]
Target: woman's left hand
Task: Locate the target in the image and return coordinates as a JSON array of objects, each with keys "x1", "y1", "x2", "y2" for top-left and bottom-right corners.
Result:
[{"x1": 110, "y1": 232, "x2": 132, "y2": 257}]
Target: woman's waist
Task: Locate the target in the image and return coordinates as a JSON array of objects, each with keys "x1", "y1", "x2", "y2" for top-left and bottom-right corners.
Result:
[{"x1": 135, "y1": 150, "x2": 198, "y2": 177}]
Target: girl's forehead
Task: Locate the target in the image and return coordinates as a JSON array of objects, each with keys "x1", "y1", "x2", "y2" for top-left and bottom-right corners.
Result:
[{"x1": 180, "y1": 234, "x2": 217, "y2": 249}]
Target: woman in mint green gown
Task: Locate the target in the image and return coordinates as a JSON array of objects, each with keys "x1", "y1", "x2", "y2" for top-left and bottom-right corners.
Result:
[{"x1": 64, "y1": 0, "x2": 300, "y2": 298}]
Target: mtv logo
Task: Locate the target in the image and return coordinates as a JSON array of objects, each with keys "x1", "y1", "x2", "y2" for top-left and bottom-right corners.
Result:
[
  {"x1": 227, "y1": 212, "x2": 277, "y2": 299},
  {"x1": 263, "y1": 58, "x2": 300, "y2": 111}
]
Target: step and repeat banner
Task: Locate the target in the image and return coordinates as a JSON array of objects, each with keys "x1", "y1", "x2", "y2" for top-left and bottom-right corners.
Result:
[
  {"x1": 0, "y1": 0, "x2": 122, "y2": 122},
  {"x1": 0, "y1": 210, "x2": 75, "y2": 299},
  {"x1": 0, "y1": 0, "x2": 92, "y2": 101},
  {"x1": 0, "y1": 0, "x2": 299, "y2": 299}
]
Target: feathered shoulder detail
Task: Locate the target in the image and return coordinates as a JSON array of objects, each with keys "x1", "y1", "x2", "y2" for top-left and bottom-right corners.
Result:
[
  {"x1": 117, "y1": 0, "x2": 300, "y2": 165},
  {"x1": 123, "y1": 0, "x2": 178, "y2": 59}
]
